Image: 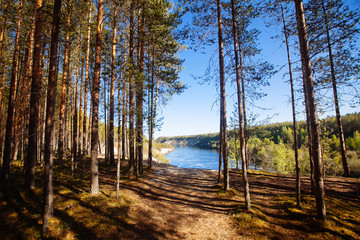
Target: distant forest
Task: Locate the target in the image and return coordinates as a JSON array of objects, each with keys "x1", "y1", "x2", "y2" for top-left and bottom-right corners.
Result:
[{"x1": 157, "y1": 112, "x2": 360, "y2": 176}]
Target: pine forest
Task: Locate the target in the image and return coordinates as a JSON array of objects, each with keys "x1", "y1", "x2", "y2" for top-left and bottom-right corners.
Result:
[{"x1": 0, "y1": 0, "x2": 359, "y2": 239}]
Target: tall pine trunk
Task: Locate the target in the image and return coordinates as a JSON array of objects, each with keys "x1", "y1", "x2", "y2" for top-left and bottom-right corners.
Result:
[
  {"x1": 83, "y1": 1, "x2": 91, "y2": 157},
  {"x1": 42, "y1": 0, "x2": 62, "y2": 231},
  {"x1": 25, "y1": 0, "x2": 43, "y2": 190},
  {"x1": 90, "y1": 0, "x2": 103, "y2": 195},
  {"x1": 1, "y1": 0, "x2": 22, "y2": 188},
  {"x1": 58, "y1": 0, "x2": 71, "y2": 160},
  {"x1": 0, "y1": 1, "x2": 7, "y2": 162},
  {"x1": 280, "y1": 0, "x2": 301, "y2": 207},
  {"x1": 216, "y1": 0, "x2": 229, "y2": 191},
  {"x1": 72, "y1": 31, "x2": 81, "y2": 176},
  {"x1": 294, "y1": 0, "x2": 326, "y2": 220},
  {"x1": 109, "y1": 5, "x2": 117, "y2": 166},
  {"x1": 321, "y1": 0, "x2": 349, "y2": 177},
  {"x1": 128, "y1": 0, "x2": 135, "y2": 176},
  {"x1": 136, "y1": 5, "x2": 144, "y2": 176},
  {"x1": 231, "y1": 0, "x2": 250, "y2": 209}
]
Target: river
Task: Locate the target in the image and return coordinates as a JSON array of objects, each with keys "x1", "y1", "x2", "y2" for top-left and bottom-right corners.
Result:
[{"x1": 165, "y1": 146, "x2": 258, "y2": 170}]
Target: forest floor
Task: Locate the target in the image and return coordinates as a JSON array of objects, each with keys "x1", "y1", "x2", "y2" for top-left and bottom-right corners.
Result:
[{"x1": 0, "y1": 156, "x2": 360, "y2": 239}]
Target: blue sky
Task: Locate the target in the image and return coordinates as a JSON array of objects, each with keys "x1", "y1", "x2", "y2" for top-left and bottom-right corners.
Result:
[{"x1": 155, "y1": 0, "x2": 360, "y2": 138}]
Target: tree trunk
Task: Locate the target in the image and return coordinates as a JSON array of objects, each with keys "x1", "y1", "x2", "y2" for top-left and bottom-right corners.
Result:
[
  {"x1": 78, "y1": 57, "x2": 84, "y2": 157},
  {"x1": 238, "y1": 41, "x2": 249, "y2": 169},
  {"x1": 128, "y1": 0, "x2": 135, "y2": 176},
  {"x1": 148, "y1": 45, "x2": 156, "y2": 169},
  {"x1": 1, "y1": 0, "x2": 22, "y2": 188},
  {"x1": 218, "y1": 116, "x2": 222, "y2": 184},
  {"x1": 109, "y1": 5, "x2": 117, "y2": 166},
  {"x1": 0, "y1": 1, "x2": 7, "y2": 106},
  {"x1": 216, "y1": 0, "x2": 229, "y2": 191},
  {"x1": 321, "y1": 0, "x2": 349, "y2": 177},
  {"x1": 280, "y1": 0, "x2": 301, "y2": 207},
  {"x1": 149, "y1": 71, "x2": 160, "y2": 169},
  {"x1": 38, "y1": 42, "x2": 47, "y2": 165},
  {"x1": 43, "y1": 0, "x2": 62, "y2": 232},
  {"x1": 294, "y1": 0, "x2": 326, "y2": 220},
  {"x1": 25, "y1": 0, "x2": 43, "y2": 190},
  {"x1": 73, "y1": 32, "x2": 81, "y2": 176},
  {"x1": 136, "y1": 5, "x2": 144, "y2": 176},
  {"x1": 121, "y1": 77, "x2": 127, "y2": 162},
  {"x1": 83, "y1": 1, "x2": 91, "y2": 157},
  {"x1": 116, "y1": 70, "x2": 121, "y2": 199},
  {"x1": 0, "y1": 1, "x2": 8, "y2": 162},
  {"x1": 90, "y1": 0, "x2": 103, "y2": 195},
  {"x1": 231, "y1": 0, "x2": 250, "y2": 209},
  {"x1": 58, "y1": 0, "x2": 72, "y2": 161}
]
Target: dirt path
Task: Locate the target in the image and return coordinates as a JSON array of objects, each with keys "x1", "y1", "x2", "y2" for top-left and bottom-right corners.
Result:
[
  {"x1": 114, "y1": 163, "x2": 242, "y2": 240},
  {"x1": 98, "y1": 160, "x2": 360, "y2": 240}
]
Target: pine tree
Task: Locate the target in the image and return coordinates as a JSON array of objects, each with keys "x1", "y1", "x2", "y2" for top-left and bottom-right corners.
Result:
[
  {"x1": 293, "y1": 0, "x2": 326, "y2": 220},
  {"x1": 43, "y1": 0, "x2": 63, "y2": 231},
  {"x1": 25, "y1": 0, "x2": 44, "y2": 190},
  {"x1": 1, "y1": 0, "x2": 23, "y2": 188}
]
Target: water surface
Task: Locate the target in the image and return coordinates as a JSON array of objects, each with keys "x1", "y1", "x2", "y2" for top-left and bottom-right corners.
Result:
[
  {"x1": 165, "y1": 146, "x2": 221, "y2": 170},
  {"x1": 165, "y1": 146, "x2": 259, "y2": 170}
]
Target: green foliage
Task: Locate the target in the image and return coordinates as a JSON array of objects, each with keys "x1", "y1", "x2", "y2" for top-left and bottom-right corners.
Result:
[
  {"x1": 157, "y1": 133, "x2": 219, "y2": 149},
  {"x1": 346, "y1": 130, "x2": 360, "y2": 151},
  {"x1": 248, "y1": 137, "x2": 298, "y2": 174},
  {"x1": 158, "y1": 113, "x2": 360, "y2": 176}
]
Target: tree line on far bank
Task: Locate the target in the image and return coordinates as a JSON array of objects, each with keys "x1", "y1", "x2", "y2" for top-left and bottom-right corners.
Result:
[{"x1": 158, "y1": 112, "x2": 360, "y2": 176}]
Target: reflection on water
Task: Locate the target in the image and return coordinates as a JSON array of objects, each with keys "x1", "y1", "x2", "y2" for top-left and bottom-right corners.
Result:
[{"x1": 165, "y1": 146, "x2": 258, "y2": 170}]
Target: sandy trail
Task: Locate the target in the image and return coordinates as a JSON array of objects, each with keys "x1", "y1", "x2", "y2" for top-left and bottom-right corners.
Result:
[{"x1": 117, "y1": 163, "x2": 242, "y2": 240}]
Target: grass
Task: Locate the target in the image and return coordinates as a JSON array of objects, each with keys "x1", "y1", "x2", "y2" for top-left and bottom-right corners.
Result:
[
  {"x1": 0, "y1": 157, "x2": 359, "y2": 239},
  {"x1": 0, "y1": 157, "x2": 135, "y2": 240},
  {"x1": 231, "y1": 191, "x2": 360, "y2": 239}
]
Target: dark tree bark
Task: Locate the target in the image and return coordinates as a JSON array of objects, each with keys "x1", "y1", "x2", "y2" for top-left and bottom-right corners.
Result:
[
  {"x1": 0, "y1": 1, "x2": 7, "y2": 106},
  {"x1": 25, "y1": 0, "x2": 43, "y2": 190},
  {"x1": 0, "y1": 1, "x2": 7, "y2": 162},
  {"x1": 216, "y1": 0, "x2": 229, "y2": 191},
  {"x1": 218, "y1": 116, "x2": 222, "y2": 184},
  {"x1": 136, "y1": 4, "x2": 145, "y2": 176},
  {"x1": 238, "y1": 42, "x2": 248, "y2": 169},
  {"x1": 90, "y1": 0, "x2": 103, "y2": 194},
  {"x1": 148, "y1": 62, "x2": 160, "y2": 170},
  {"x1": 1, "y1": 0, "x2": 22, "y2": 188},
  {"x1": 128, "y1": 0, "x2": 135, "y2": 176},
  {"x1": 109, "y1": 4, "x2": 117, "y2": 165},
  {"x1": 321, "y1": 0, "x2": 349, "y2": 177},
  {"x1": 83, "y1": 1, "x2": 91, "y2": 156},
  {"x1": 121, "y1": 72, "x2": 127, "y2": 162},
  {"x1": 294, "y1": 0, "x2": 326, "y2": 220},
  {"x1": 58, "y1": 0, "x2": 71, "y2": 161},
  {"x1": 231, "y1": 0, "x2": 250, "y2": 209},
  {"x1": 78, "y1": 57, "x2": 84, "y2": 157},
  {"x1": 72, "y1": 31, "x2": 81, "y2": 176},
  {"x1": 42, "y1": 0, "x2": 62, "y2": 232},
  {"x1": 280, "y1": 0, "x2": 301, "y2": 207},
  {"x1": 116, "y1": 68, "x2": 122, "y2": 199}
]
